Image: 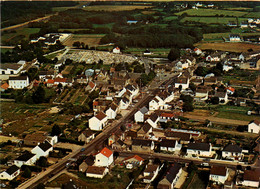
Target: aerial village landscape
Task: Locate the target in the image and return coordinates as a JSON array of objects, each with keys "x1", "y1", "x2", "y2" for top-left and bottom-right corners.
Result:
[{"x1": 0, "y1": 1, "x2": 260, "y2": 189}]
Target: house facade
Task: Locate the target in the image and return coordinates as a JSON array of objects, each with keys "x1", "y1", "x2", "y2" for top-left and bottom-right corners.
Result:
[
  {"x1": 0, "y1": 165, "x2": 20, "y2": 180},
  {"x1": 95, "y1": 147, "x2": 113, "y2": 167},
  {"x1": 134, "y1": 106, "x2": 149, "y2": 122},
  {"x1": 31, "y1": 141, "x2": 53, "y2": 159},
  {"x1": 86, "y1": 166, "x2": 109, "y2": 179},
  {"x1": 209, "y1": 166, "x2": 228, "y2": 184},
  {"x1": 8, "y1": 76, "x2": 29, "y2": 89},
  {"x1": 89, "y1": 112, "x2": 108, "y2": 131},
  {"x1": 14, "y1": 152, "x2": 37, "y2": 167},
  {"x1": 186, "y1": 142, "x2": 212, "y2": 157},
  {"x1": 222, "y1": 144, "x2": 243, "y2": 161},
  {"x1": 78, "y1": 130, "x2": 95, "y2": 143},
  {"x1": 248, "y1": 120, "x2": 260, "y2": 134}
]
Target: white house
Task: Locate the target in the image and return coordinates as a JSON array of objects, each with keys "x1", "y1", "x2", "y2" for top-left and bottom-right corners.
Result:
[
  {"x1": 86, "y1": 166, "x2": 109, "y2": 179},
  {"x1": 46, "y1": 135, "x2": 58, "y2": 146},
  {"x1": 174, "y1": 76, "x2": 189, "y2": 90},
  {"x1": 123, "y1": 155, "x2": 144, "y2": 169},
  {"x1": 134, "y1": 106, "x2": 149, "y2": 122},
  {"x1": 105, "y1": 103, "x2": 118, "y2": 119},
  {"x1": 0, "y1": 63, "x2": 25, "y2": 80},
  {"x1": 194, "y1": 48, "x2": 202, "y2": 55},
  {"x1": 146, "y1": 113, "x2": 160, "y2": 128},
  {"x1": 229, "y1": 34, "x2": 241, "y2": 42},
  {"x1": 209, "y1": 166, "x2": 228, "y2": 184},
  {"x1": 158, "y1": 163, "x2": 182, "y2": 189},
  {"x1": 195, "y1": 89, "x2": 209, "y2": 101},
  {"x1": 149, "y1": 96, "x2": 164, "y2": 111},
  {"x1": 31, "y1": 140, "x2": 53, "y2": 159},
  {"x1": 222, "y1": 144, "x2": 243, "y2": 161},
  {"x1": 160, "y1": 139, "x2": 180, "y2": 152},
  {"x1": 78, "y1": 129, "x2": 95, "y2": 143},
  {"x1": 14, "y1": 152, "x2": 37, "y2": 167},
  {"x1": 0, "y1": 165, "x2": 20, "y2": 180},
  {"x1": 186, "y1": 142, "x2": 212, "y2": 157},
  {"x1": 8, "y1": 76, "x2": 29, "y2": 89},
  {"x1": 125, "y1": 84, "x2": 139, "y2": 98},
  {"x1": 214, "y1": 92, "x2": 228, "y2": 104},
  {"x1": 119, "y1": 97, "x2": 130, "y2": 110},
  {"x1": 95, "y1": 147, "x2": 113, "y2": 167},
  {"x1": 89, "y1": 112, "x2": 108, "y2": 131},
  {"x1": 240, "y1": 170, "x2": 259, "y2": 188},
  {"x1": 226, "y1": 87, "x2": 235, "y2": 95},
  {"x1": 143, "y1": 164, "x2": 160, "y2": 183},
  {"x1": 248, "y1": 120, "x2": 260, "y2": 134},
  {"x1": 112, "y1": 47, "x2": 120, "y2": 54}
]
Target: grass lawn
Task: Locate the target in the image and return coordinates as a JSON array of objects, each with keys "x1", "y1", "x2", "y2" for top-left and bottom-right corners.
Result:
[
  {"x1": 215, "y1": 111, "x2": 259, "y2": 122},
  {"x1": 176, "y1": 8, "x2": 247, "y2": 17},
  {"x1": 83, "y1": 5, "x2": 153, "y2": 12},
  {"x1": 93, "y1": 23, "x2": 115, "y2": 29},
  {"x1": 1, "y1": 48, "x2": 13, "y2": 53},
  {"x1": 163, "y1": 16, "x2": 178, "y2": 21},
  {"x1": 63, "y1": 34, "x2": 105, "y2": 47},
  {"x1": 214, "y1": 105, "x2": 251, "y2": 114},
  {"x1": 181, "y1": 16, "x2": 248, "y2": 24}
]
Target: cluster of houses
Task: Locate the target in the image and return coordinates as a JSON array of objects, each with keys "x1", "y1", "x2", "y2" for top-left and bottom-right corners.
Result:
[
  {"x1": 0, "y1": 132, "x2": 57, "y2": 181},
  {"x1": 228, "y1": 18, "x2": 260, "y2": 29},
  {"x1": 30, "y1": 33, "x2": 70, "y2": 46}
]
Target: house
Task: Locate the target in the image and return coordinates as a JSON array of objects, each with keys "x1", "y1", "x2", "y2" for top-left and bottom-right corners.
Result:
[
  {"x1": 89, "y1": 112, "x2": 108, "y2": 131},
  {"x1": 79, "y1": 155, "x2": 95, "y2": 172},
  {"x1": 240, "y1": 170, "x2": 260, "y2": 188},
  {"x1": 222, "y1": 144, "x2": 243, "y2": 161},
  {"x1": 146, "y1": 113, "x2": 160, "y2": 128},
  {"x1": 240, "y1": 21, "x2": 248, "y2": 28},
  {"x1": 186, "y1": 142, "x2": 212, "y2": 157},
  {"x1": 160, "y1": 139, "x2": 180, "y2": 152},
  {"x1": 135, "y1": 106, "x2": 149, "y2": 122},
  {"x1": 0, "y1": 165, "x2": 20, "y2": 180},
  {"x1": 165, "y1": 131, "x2": 191, "y2": 144},
  {"x1": 144, "y1": 49, "x2": 152, "y2": 56},
  {"x1": 194, "y1": 48, "x2": 202, "y2": 55},
  {"x1": 174, "y1": 76, "x2": 189, "y2": 90},
  {"x1": 149, "y1": 97, "x2": 162, "y2": 111},
  {"x1": 119, "y1": 97, "x2": 130, "y2": 110},
  {"x1": 24, "y1": 131, "x2": 48, "y2": 146},
  {"x1": 157, "y1": 163, "x2": 182, "y2": 189},
  {"x1": 86, "y1": 166, "x2": 109, "y2": 179},
  {"x1": 132, "y1": 139, "x2": 155, "y2": 153},
  {"x1": 123, "y1": 155, "x2": 144, "y2": 169},
  {"x1": 112, "y1": 47, "x2": 120, "y2": 54},
  {"x1": 229, "y1": 34, "x2": 241, "y2": 42},
  {"x1": 227, "y1": 21, "x2": 237, "y2": 27},
  {"x1": 78, "y1": 129, "x2": 95, "y2": 143},
  {"x1": 195, "y1": 88, "x2": 209, "y2": 101},
  {"x1": 127, "y1": 20, "x2": 138, "y2": 24},
  {"x1": 143, "y1": 164, "x2": 160, "y2": 183},
  {"x1": 31, "y1": 140, "x2": 53, "y2": 159},
  {"x1": 204, "y1": 77, "x2": 218, "y2": 86},
  {"x1": 160, "y1": 112, "x2": 178, "y2": 122},
  {"x1": 226, "y1": 87, "x2": 235, "y2": 95},
  {"x1": 95, "y1": 147, "x2": 113, "y2": 167},
  {"x1": 85, "y1": 81, "x2": 96, "y2": 92},
  {"x1": 8, "y1": 76, "x2": 29, "y2": 89},
  {"x1": 39, "y1": 70, "x2": 55, "y2": 81},
  {"x1": 14, "y1": 152, "x2": 37, "y2": 167},
  {"x1": 248, "y1": 120, "x2": 260, "y2": 134},
  {"x1": 209, "y1": 166, "x2": 228, "y2": 184},
  {"x1": 214, "y1": 91, "x2": 228, "y2": 104},
  {"x1": 46, "y1": 79, "x2": 55, "y2": 87},
  {"x1": 125, "y1": 84, "x2": 139, "y2": 98},
  {"x1": 54, "y1": 78, "x2": 70, "y2": 87},
  {"x1": 0, "y1": 62, "x2": 24, "y2": 80},
  {"x1": 105, "y1": 103, "x2": 118, "y2": 119},
  {"x1": 137, "y1": 123, "x2": 153, "y2": 137}
]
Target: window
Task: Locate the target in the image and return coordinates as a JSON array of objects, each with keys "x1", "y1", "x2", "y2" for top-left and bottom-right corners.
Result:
[
  {"x1": 2, "y1": 71, "x2": 5, "y2": 74},
  {"x1": 10, "y1": 71, "x2": 14, "y2": 74}
]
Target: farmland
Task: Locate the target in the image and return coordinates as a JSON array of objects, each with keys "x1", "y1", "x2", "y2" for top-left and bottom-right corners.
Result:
[
  {"x1": 1, "y1": 28, "x2": 40, "y2": 45},
  {"x1": 195, "y1": 42, "x2": 260, "y2": 53},
  {"x1": 82, "y1": 5, "x2": 153, "y2": 12},
  {"x1": 62, "y1": 34, "x2": 105, "y2": 47},
  {"x1": 176, "y1": 8, "x2": 249, "y2": 17},
  {"x1": 181, "y1": 16, "x2": 248, "y2": 25}
]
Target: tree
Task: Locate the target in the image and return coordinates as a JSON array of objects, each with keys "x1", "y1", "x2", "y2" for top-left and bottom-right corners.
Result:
[
  {"x1": 51, "y1": 124, "x2": 61, "y2": 136},
  {"x1": 36, "y1": 183, "x2": 45, "y2": 189},
  {"x1": 183, "y1": 102, "x2": 194, "y2": 112},
  {"x1": 189, "y1": 82, "x2": 196, "y2": 92},
  {"x1": 22, "y1": 167, "x2": 31, "y2": 178},
  {"x1": 72, "y1": 41, "x2": 81, "y2": 48},
  {"x1": 211, "y1": 97, "x2": 219, "y2": 104},
  {"x1": 187, "y1": 161, "x2": 197, "y2": 173},
  {"x1": 134, "y1": 64, "x2": 145, "y2": 73},
  {"x1": 194, "y1": 66, "x2": 209, "y2": 76},
  {"x1": 32, "y1": 85, "x2": 45, "y2": 104},
  {"x1": 37, "y1": 156, "x2": 48, "y2": 167},
  {"x1": 168, "y1": 48, "x2": 180, "y2": 61}
]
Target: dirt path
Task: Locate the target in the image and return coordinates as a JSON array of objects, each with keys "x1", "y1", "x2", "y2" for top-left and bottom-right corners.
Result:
[{"x1": 183, "y1": 114, "x2": 248, "y2": 126}]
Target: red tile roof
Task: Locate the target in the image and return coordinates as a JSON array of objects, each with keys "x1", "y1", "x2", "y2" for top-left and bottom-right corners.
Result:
[
  {"x1": 254, "y1": 120, "x2": 260, "y2": 125},
  {"x1": 89, "y1": 81, "x2": 95, "y2": 89},
  {"x1": 1, "y1": 83, "x2": 9, "y2": 90},
  {"x1": 161, "y1": 113, "x2": 175, "y2": 118},
  {"x1": 123, "y1": 155, "x2": 144, "y2": 162},
  {"x1": 99, "y1": 147, "x2": 113, "y2": 158},
  {"x1": 95, "y1": 112, "x2": 107, "y2": 121},
  {"x1": 227, "y1": 87, "x2": 235, "y2": 92},
  {"x1": 93, "y1": 101, "x2": 98, "y2": 106},
  {"x1": 47, "y1": 79, "x2": 55, "y2": 84},
  {"x1": 54, "y1": 78, "x2": 67, "y2": 83}
]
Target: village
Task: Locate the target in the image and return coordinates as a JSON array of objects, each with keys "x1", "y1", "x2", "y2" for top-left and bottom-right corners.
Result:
[{"x1": 1, "y1": 1, "x2": 260, "y2": 189}]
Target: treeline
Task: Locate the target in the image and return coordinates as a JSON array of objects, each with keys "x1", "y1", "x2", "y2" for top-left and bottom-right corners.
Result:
[{"x1": 1, "y1": 1, "x2": 78, "y2": 28}]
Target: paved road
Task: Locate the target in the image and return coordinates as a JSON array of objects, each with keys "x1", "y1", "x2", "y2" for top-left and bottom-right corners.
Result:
[{"x1": 17, "y1": 88, "x2": 156, "y2": 189}]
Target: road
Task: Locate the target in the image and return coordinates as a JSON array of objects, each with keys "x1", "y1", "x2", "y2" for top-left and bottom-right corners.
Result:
[
  {"x1": 1, "y1": 14, "x2": 56, "y2": 32},
  {"x1": 17, "y1": 88, "x2": 156, "y2": 189}
]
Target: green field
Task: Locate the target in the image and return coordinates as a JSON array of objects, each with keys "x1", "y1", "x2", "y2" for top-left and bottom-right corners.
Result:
[
  {"x1": 1, "y1": 28, "x2": 40, "y2": 45},
  {"x1": 216, "y1": 111, "x2": 259, "y2": 122},
  {"x1": 203, "y1": 32, "x2": 260, "y2": 41},
  {"x1": 83, "y1": 5, "x2": 153, "y2": 12},
  {"x1": 176, "y1": 8, "x2": 247, "y2": 17},
  {"x1": 93, "y1": 23, "x2": 115, "y2": 29},
  {"x1": 163, "y1": 16, "x2": 178, "y2": 21},
  {"x1": 1, "y1": 48, "x2": 13, "y2": 53},
  {"x1": 181, "y1": 16, "x2": 248, "y2": 24}
]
